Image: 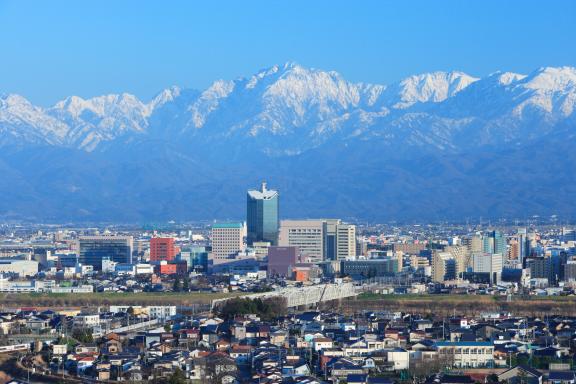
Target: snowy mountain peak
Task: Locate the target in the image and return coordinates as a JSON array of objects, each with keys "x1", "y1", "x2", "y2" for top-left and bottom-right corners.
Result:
[
  {"x1": 389, "y1": 71, "x2": 479, "y2": 108},
  {"x1": 491, "y1": 71, "x2": 527, "y2": 85},
  {"x1": 1, "y1": 93, "x2": 34, "y2": 108},
  {"x1": 52, "y1": 93, "x2": 146, "y2": 118},
  {"x1": 523, "y1": 66, "x2": 576, "y2": 91},
  {"x1": 149, "y1": 86, "x2": 182, "y2": 109}
]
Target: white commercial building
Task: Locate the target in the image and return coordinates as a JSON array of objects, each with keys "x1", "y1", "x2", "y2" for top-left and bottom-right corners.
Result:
[
  {"x1": 135, "y1": 263, "x2": 155, "y2": 275},
  {"x1": 472, "y1": 252, "x2": 503, "y2": 284},
  {"x1": 109, "y1": 305, "x2": 177, "y2": 320},
  {"x1": 50, "y1": 285, "x2": 93, "y2": 293},
  {"x1": 73, "y1": 314, "x2": 101, "y2": 328},
  {"x1": 0, "y1": 259, "x2": 38, "y2": 277},
  {"x1": 435, "y1": 341, "x2": 494, "y2": 368},
  {"x1": 0, "y1": 276, "x2": 91, "y2": 293}
]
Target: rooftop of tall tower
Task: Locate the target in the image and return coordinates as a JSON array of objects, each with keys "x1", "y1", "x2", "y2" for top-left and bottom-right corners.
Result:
[{"x1": 247, "y1": 182, "x2": 278, "y2": 200}]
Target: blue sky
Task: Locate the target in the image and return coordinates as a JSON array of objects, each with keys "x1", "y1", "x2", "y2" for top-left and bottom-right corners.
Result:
[{"x1": 1, "y1": 0, "x2": 575, "y2": 106}]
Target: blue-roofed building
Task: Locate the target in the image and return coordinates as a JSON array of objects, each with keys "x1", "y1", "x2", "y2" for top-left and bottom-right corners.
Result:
[
  {"x1": 347, "y1": 373, "x2": 368, "y2": 384},
  {"x1": 547, "y1": 371, "x2": 576, "y2": 384}
]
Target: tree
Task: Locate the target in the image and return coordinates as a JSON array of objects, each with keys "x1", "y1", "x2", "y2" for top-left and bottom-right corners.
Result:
[
  {"x1": 72, "y1": 328, "x2": 93, "y2": 344},
  {"x1": 408, "y1": 352, "x2": 455, "y2": 383},
  {"x1": 173, "y1": 277, "x2": 181, "y2": 292},
  {"x1": 168, "y1": 367, "x2": 186, "y2": 384},
  {"x1": 182, "y1": 277, "x2": 189, "y2": 292},
  {"x1": 486, "y1": 373, "x2": 499, "y2": 384}
]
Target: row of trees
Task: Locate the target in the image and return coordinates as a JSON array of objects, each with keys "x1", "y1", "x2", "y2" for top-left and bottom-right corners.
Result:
[
  {"x1": 218, "y1": 297, "x2": 287, "y2": 321},
  {"x1": 172, "y1": 277, "x2": 190, "y2": 292}
]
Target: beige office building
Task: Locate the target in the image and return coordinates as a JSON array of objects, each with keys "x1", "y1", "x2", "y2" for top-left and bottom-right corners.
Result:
[
  {"x1": 211, "y1": 223, "x2": 245, "y2": 260},
  {"x1": 279, "y1": 219, "x2": 356, "y2": 263},
  {"x1": 336, "y1": 223, "x2": 356, "y2": 260},
  {"x1": 279, "y1": 220, "x2": 325, "y2": 263}
]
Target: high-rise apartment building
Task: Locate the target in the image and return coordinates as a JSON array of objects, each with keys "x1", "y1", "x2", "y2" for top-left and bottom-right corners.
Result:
[
  {"x1": 211, "y1": 223, "x2": 245, "y2": 261},
  {"x1": 508, "y1": 239, "x2": 519, "y2": 260},
  {"x1": 462, "y1": 234, "x2": 483, "y2": 253},
  {"x1": 247, "y1": 182, "x2": 279, "y2": 246},
  {"x1": 356, "y1": 238, "x2": 368, "y2": 257},
  {"x1": 150, "y1": 237, "x2": 176, "y2": 262},
  {"x1": 431, "y1": 251, "x2": 456, "y2": 282},
  {"x1": 78, "y1": 236, "x2": 133, "y2": 270},
  {"x1": 444, "y1": 245, "x2": 470, "y2": 277},
  {"x1": 517, "y1": 228, "x2": 531, "y2": 265},
  {"x1": 564, "y1": 260, "x2": 576, "y2": 282},
  {"x1": 336, "y1": 223, "x2": 356, "y2": 260},
  {"x1": 527, "y1": 257, "x2": 551, "y2": 283}
]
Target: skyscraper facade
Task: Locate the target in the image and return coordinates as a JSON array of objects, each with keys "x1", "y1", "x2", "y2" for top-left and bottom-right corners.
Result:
[
  {"x1": 247, "y1": 182, "x2": 279, "y2": 246},
  {"x1": 482, "y1": 230, "x2": 506, "y2": 255}
]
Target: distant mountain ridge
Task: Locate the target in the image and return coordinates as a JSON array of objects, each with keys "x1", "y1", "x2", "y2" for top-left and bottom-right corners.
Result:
[{"x1": 0, "y1": 63, "x2": 575, "y2": 222}]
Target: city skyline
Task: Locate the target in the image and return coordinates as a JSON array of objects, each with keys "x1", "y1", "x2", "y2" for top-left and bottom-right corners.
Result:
[{"x1": 1, "y1": 3, "x2": 576, "y2": 384}]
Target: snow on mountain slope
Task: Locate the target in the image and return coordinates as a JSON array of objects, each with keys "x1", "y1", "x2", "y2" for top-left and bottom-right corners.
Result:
[
  {"x1": 0, "y1": 94, "x2": 69, "y2": 146},
  {"x1": 182, "y1": 63, "x2": 373, "y2": 139},
  {"x1": 375, "y1": 71, "x2": 479, "y2": 109},
  {"x1": 0, "y1": 63, "x2": 575, "y2": 154},
  {"x1": 514, "y1": 66, "x2": 576, "y2": 117},
  {"x1": 47, "y1": 93, "x2": 149, "y2": 151}
]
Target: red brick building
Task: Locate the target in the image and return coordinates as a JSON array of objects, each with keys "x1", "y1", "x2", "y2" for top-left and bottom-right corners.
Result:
[{"x1": 150, "y1": 237, "x2": 176, "y2": 262}]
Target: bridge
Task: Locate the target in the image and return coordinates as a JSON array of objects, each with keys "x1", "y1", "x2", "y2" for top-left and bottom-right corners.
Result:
[{"x1": 211, "y1": 282, "x2": 358, "y2": 310}]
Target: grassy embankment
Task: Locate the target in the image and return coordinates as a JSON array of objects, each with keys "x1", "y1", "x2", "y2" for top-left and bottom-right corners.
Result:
[
  {"x1": 0, "y1": 291, "x2": 241, "y2": 308},
  {"x1": 336, "y1": 293, "x2": 576, "y2": 316}
]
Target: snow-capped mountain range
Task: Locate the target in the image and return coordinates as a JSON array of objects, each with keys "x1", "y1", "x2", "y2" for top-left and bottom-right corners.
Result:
[
  {"x1": 0, "y1": 63, "x2": 575, "y2": 222},
  {"x1": 2, "y1": 62, "x2": 574, "y2": 153}
]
